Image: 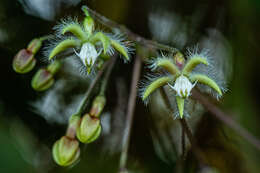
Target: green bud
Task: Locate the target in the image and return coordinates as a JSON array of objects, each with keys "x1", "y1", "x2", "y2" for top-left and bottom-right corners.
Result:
[
  {"x1": 52, "y1": 136, "x2": 80, "y2": 166},
  {"x1": 90, "y1": 95, "x2": 106, "y2": 117},
  {"x1": 46, "y1": 60, "x2": 62, "y2": 75},
  {"x1": 27, "y1": 38, "x2": 42, "y2": 54},
  {"x1": 174, "y1": 52, "x2": 185, "y2": 69},
  {"x1": 12, "y1": 49, "x2": 36, "y2": 74},
  {"x1": 31, "y1": 69, "x2": 54, "y2": 91},
  {"x1": 76, "y1": 114, "x2": 102, "y2": 143},
  {"x1": 83, "y1": 16, "x2": 95, "y2": 35},
  {"x1": 66, "y1": 114, "x2": 81, "y2": 139}
]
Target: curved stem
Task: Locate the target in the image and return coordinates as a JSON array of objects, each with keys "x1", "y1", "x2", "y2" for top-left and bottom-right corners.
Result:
[
  {"x1": 85, "y1": 6, "x2": 179, "y2": 53},
  {"x1": 99, "y1": 58, "x2": 116, "y2": 96},
  {"x1": 119, "y1": 56, "x2": 142, "y2": 171},
  {"x1": 75, "y1": 59, "x2": 112, "y2": 116}
]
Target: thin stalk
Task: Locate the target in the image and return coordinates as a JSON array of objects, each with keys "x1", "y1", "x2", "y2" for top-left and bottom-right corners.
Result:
[
  {"x1": 119, "y1": 56, "x2": 142, "y2": 172},
  {"x1": 75, "y1": 59, "x2": 112, "y2": 116},
  {"x1": 85, "y1": 6, "x2": 179, "y2": 53},
  {"x1": 99, "y1": 57, "x2": 116, "y2": 96}
]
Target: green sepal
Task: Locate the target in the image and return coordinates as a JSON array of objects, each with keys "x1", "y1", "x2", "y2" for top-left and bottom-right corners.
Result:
[
  {"x1": 189, "y1": 74, "x2": 222, "y2": 96},
  {"x1": 12, "y1": 49, "x2": 36, "y2": 74},
  {"x1": 110, "y1": 39, "x2": 129, "y2": 60},
  {"x1": 52, "y1": 136, "x2": 80, "y2": 167},
  {"x1": 61, "y1": 24, "x2": 87, "y2": 41},
  {"x1": 31, "y1": 69, "x2": 54, "y2": 91},
  {"x1": 27, "y1": 38, "x2": 42, "y2": 54},
  {"x1": 182, "y1": 57, "x2": 208, "y2": 75},
  {"x1": 90, "y1": 32, "x2": 110, "y2": 54},
  {"x1": 85, "y1": 125, "x2": 102, "y2": 143},
  {"x1": 76, "y1": 114, "x2": 101, "y2": 144},
  {"x1": 83, "y1": 17, "x2": 95, "y2": 35},
  {"x1": 176, "y1": 96, "x2": 185, "y2": 118},
  {"x1": 142, "y1": 76, "x2": 172, "y2": 101},
  {"x1": 156, "y1": 58, "x2": 181, "y2": 76},
  {"x1": 49, "y1": 39, "x2": 80, "y2": 59}
]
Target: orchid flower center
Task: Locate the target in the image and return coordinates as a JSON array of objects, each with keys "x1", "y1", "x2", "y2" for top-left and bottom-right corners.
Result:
[
  {"x1": 75, "y1": 42, "x2": 99, "y2": 67},
  {"x1": 169, "y1": 75, "x2": 196, "y2": 98}
]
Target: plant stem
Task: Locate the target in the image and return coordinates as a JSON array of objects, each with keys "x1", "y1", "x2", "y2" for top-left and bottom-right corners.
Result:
[
  {"x1": 119, "y1": 56, "x2": 142, "y2": 171},
  {"x1": 99, "y1": 58, "x2": 116, "y2": 96},
  {"x1": 75, "y1": 58, "x2": 112, "y2": 116},
  {"x1": 39, "y1": 35, "x2": 53, "y2": 41},
  {"x1": 85, "y1": 6, "x2": 179, "y2": 53}
]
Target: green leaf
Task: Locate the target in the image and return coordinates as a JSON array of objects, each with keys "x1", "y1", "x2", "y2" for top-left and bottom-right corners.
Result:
[
  {"x1": 189, "y1": 74, "x2": 222, "y2": 95},
  {"x1": 111, "y1": 39, "x2": 129, "y2": 60},
  {"x1": 49, "y1": 39, "x2": 80, "y2": 59},
  {"x1": 61, "y1": 24, "x2": 87, "y2": 41},
  {"x1": 182, "y1": 57, "x2": 208, "y2": 75},
  {"x1": 142, "y1": 76, "x2": 172, "y2": 101},
  {"x1": 156, "y1": 58, "x2": 181, "y2": 76},
  {"x1": 176, "y1": 96, "x2": 185, "y2": 118},
  {"x1": 90, "y1": 32, "x2": 110, "y2": 54}
]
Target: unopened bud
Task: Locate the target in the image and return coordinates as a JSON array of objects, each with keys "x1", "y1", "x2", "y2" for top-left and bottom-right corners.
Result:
[
  {"x1": 52, "y1": 136, "x2": 80, "y2": 166},
  {"x1": 83, "y1": 16, "x2": 95, "y2": 34},
  {"x1": 12, "y1": 49, "x2": 36, "y2": 74},
  {"x1": 90, "y1": 95, "x2": 106, "y2": 117},
  {"x1": 76, "y1": 114, "x2": 102, "y2": 143},
  {"x1": 66, "y1": 114, "x2": 81, "y2": 139},
  {"x1": 27, "y1": 38, "x2": 42, "y2": 54},
  {"x1": 174, "y1": 52, "x2": 185, "y2": 68},
  {"x1": 31, "y1": 68, "x2": 54, "y2": 91},
  {"x1": 46, "y1": 60, "x2": 62, "y2": 75}
]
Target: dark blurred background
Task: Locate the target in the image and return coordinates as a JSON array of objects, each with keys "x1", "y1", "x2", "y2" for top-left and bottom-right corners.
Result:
[{"x1": 0, "y1": 0, "x2": 260, "y2": 172}]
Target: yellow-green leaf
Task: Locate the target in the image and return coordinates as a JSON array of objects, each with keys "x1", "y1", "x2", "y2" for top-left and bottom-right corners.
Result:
[
  {"x1": 62, "y1": 24, "x2": 87, "y2": 41},
  {"x1": 156, "y1": 58, "x2": 181, "y2": 76},
  {"x1": 176, "y1": 96, "x2": 185, "y2": 118},
  {"x1": 49, "y1": 39, "x2": 79, "y2": 59},
  {"x1": 142, "y1": 76, "x2": 172, "y2": 101},
  {"x1": 111, "y1": 39, "x2": 129, "y2": 60},
  {"x1": 189, "y1": 74, "x2": 222, "y2": 95},
  {"x1": 90, "y1": 32, "x2": 110, "y2": 54},
  {"x1": 182, "y1": 57, "x2": 208, "y2": 75}
]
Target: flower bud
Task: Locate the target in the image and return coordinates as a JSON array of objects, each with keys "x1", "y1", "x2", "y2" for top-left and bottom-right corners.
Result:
[
  {"x1": 76, "y1": 114, "x2": 102, "y2": 143},
  {"x1": 46, "y1": 60, "x2": 62, "y2": 75},
  {"x1": 66, "y1": 114, "x2": 81, "y2": 139},
  {"x1": 174, "y1": 52, "x2": 185, "y2": 68},
  {"x1": 90, "y1": 95, "x2": 106, "y2": 117},
  {"x1": 52, "y1": 136, "x2": 80, "y2": 166},
  {"x1": 12, "y1": 49, "x2": 36, "y2": 74},
  {"x1": 83, "y1": 16, "x2": 95, "y2": 34},
  {"x1": 31, "y1": 68, "x2": 54, "y2": 91},
  {"x1": 27, "y1": 38, "x2": 42, "y2": 54}
]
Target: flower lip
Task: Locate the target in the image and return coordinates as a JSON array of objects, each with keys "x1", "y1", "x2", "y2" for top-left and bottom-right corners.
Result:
[
  {"x1": 168, "y1": 75, "x2": 196, "y2": 98},
  {"x1": 75, "y1": 42, "x2": 101, "y2": 69}
]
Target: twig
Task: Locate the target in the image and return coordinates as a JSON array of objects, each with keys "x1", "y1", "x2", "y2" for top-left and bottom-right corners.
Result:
[
  {"x1": 75, "y1": 58, "x2": 114, "y2": 116},
  {"x1": 192, "y1": 89, "x2": 260, "y2": 151},
  {"x1": 99, "y1": 57, "x2": 116, "y2": 95},
  {"x1": 85, "y1": 6, "x2": 179, "y2": 53},
  {"x1": 119, "y1": 56, "x2": 142, "y2": 172}
]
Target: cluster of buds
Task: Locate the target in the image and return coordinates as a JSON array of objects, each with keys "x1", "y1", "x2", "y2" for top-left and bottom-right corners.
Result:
[
  {"x1": 31, "y1": 60, "x2": 62, "y2": 91},
  {"x1": 12, "y1": 38, "x2": 42, "y2": 74},
  {"x1": 52, "y1": 95, "x2": 106, "y2": 166}
]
